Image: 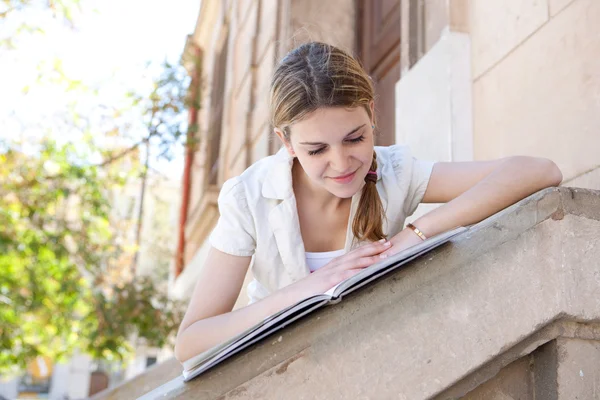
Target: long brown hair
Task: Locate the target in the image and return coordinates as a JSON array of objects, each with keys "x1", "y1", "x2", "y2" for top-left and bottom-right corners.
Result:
[{"x1": 269, "y1": 42, "x2": 385, "y2": 242}]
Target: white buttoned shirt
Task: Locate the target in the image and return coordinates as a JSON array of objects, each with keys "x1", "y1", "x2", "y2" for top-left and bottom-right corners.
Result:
[{"x1": 209, "y1": 145, "x2": 435, "y2": 304}]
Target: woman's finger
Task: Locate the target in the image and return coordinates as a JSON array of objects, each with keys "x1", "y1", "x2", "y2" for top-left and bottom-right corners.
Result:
[
  {"x1": 320, "y1": 239, "x2": 390, "y2": 273},
  {"x1": 344, "y1": 239, "x2": 391, "y2": 259},
  {"x1": 334, "y1": 253, "x2": 383, "y2": 272}
]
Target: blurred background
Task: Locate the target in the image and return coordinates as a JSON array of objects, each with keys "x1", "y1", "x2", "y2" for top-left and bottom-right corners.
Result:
[{"x1": 0, "y1": 0, "x2": 599, "y2": 398}]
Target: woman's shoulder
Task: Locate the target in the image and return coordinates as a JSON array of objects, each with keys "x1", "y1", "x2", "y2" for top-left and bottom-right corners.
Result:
[
  {"x1": 375, "y1": 144, "x2": 435, "y2": 190},
  {"x1": 220, "y1": 147, "x2": 291, "y2": 202},
  {"x1": 375, "y1": 144, "x2": 414, "y2": 176},
  {"x1": 372, "y1": 145, "x2": 435, "y2": 227}
]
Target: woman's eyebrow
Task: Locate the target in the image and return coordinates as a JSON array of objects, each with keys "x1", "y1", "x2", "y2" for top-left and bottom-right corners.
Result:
[{"x1": 299, "y1": 124, "x2": 366, "y2": 145}]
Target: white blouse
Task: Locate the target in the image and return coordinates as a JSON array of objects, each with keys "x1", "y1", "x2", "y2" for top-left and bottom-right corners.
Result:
[{"x1": 209, "y1": 145, "x2": 435, "y2": 304}]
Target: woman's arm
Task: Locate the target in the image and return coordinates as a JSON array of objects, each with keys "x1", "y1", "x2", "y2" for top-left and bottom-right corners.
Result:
[
  {"x1": 174, "y1": 247, "x2": 298, "y2": 363},
  {"x1": 175, "y1": 240, "x2": 393, "y2": 362},
  {"x1": 382, "y1": 156, "x2": 563, "y2": 255}
]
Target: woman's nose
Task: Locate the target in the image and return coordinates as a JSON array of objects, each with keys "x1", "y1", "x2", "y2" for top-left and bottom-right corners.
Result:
[{"x1": 329, "y1": 148, "x2": 350, "y2": 172}]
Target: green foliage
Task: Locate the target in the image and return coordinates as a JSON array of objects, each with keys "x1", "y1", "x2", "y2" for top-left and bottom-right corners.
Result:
[
  {"x1": 0, "y1": 0, "x2": 198, "y2": 376},
  {"x1": 0, "y1": 130, "x2": 188, "y2": 374}
]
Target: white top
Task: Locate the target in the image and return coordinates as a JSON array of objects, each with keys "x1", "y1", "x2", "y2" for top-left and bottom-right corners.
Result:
[
  {"x1": 209, "y1": 145, "x2": 435, "y2": 304},
  {"x1": 305, "y1": 249, "x2": 346, "y2": 272}
]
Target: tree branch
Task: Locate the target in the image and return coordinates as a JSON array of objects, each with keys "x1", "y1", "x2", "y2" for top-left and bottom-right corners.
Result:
[
  {"x1": 11, "y1": 135, "x2": 152, "y2": 191},
  {"x1": 96, "y1": 136, "x2": 148, "y2": 167}
]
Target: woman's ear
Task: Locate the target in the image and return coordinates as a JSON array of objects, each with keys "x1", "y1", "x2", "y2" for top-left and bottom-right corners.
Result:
[
  {"x1": 369, "y1": 100, "x2": 375, "y2": 127},
  {"x1": 274, "y1": 128, "x2": 295, "y2": 157}
]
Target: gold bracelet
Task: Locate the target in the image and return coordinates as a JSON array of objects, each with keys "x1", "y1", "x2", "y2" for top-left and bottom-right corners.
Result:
[{"x1": 406, "y1": 223, "x2": 427, "y2": 241}]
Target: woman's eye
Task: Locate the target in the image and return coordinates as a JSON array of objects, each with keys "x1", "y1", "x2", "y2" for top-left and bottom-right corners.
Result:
[
  {"x1": 307, "y1": 135, "x2": 364, "y2": 156},
  {"x1": 347, "y1": 134, "x2": 365, "y2": 143}
]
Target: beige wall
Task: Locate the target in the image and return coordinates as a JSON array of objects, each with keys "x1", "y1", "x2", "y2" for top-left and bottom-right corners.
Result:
[
  {"x1": 395, "y1": 2, "x2": 473, "y2": 223},
  {"x1": 398, "y1": 0, "x2": 599, "y2": 208},
  {"x1": 472, "y1": 0, "x2": 600, "y2": 189},
  {"x1": 289, "y1": 0, "x2": 355, "y2": 54},
  {"x1": 396, "y1": 30, "x2": 473, "y2": 163}
]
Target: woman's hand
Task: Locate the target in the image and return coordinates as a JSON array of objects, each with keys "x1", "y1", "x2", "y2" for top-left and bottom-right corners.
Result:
[
  {"x1": 378, "y1": 228, "x2": 423, "y2": 258},
  {"x1": 287, "y1": 239, "x2": 392, "y2": 299}
]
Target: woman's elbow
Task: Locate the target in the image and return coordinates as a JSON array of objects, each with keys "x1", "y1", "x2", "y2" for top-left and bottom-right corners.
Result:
[
  {"x1": 174, "y1": 334, "x2": 186, "y2": 364},
  {"x1": 174, "y1": 330, "x2": 193, "y2": 364},
  {"x1": 542, "y1": 158, "x2": 563, "y2": 187},
  {"x1": 174, "y1": 327, "x2": 212, "y2": 364},
  {"x1": 514, "y1": 156, "x2": 562, "y2": 188}
]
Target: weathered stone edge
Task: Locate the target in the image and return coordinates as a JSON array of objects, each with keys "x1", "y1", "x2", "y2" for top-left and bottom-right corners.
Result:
[{"x1": 434, "y1": 319, "x2": 600, "y2": 399}]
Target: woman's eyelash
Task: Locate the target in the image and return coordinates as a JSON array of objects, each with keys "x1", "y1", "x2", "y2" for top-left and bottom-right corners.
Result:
[
  {"x1": 307, "y1": 134, "x2": 365, "y2": 156},
  {"x1": 348, "y1": 135, "x2": 365, "y2": 143}
]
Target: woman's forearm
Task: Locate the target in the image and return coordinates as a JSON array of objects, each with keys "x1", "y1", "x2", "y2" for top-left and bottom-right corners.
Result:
[
  {"x1": 175, "y1": 240, "x2": 394, "y2": 363},
  {"x1": 174, "y1": 283, "x2": 308, "y2": 363},
  {"x1": 414, "y1": 156, "x2": 562, "y2": 238}
]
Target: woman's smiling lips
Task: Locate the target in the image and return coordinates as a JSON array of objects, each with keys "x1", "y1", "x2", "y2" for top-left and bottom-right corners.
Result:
[{"x1": 330, "y1": 170, "x2": 357, "y2": 184}]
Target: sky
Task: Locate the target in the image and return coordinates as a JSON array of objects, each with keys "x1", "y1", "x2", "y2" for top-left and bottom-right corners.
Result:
[{"x1": 0, "y1": 0, "x2": 201, "y2": 179}]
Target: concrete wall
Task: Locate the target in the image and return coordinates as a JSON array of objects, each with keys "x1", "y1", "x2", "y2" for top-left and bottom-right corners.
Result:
[
  {"x1": 396, "y1": 31, "x2": 473, "y2": 164},
  {"x1": 442, "y1": 335, "x2": 600, "y2": 399},
  {"x1": 396, "y1": 0, "x2": 472, "y2": 164},
  {"x1": 397, "y1": 29, "x2": 473, "y2": 226},
  {"x1": 288, "y1": 0, "x2": 355, "y2": 54},
  {"x1": 459, "y1": 353, "x2": 536, "y2": 400},
  {"x1": 395, "y1": 2, "x2": 473, "y2": 224},
  {"x1": 472, "y1": 0, "x2": 600, "y2": 189}
]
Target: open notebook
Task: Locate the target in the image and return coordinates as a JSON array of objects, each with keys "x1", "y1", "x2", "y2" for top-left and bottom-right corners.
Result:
[{"x1": 182, "y1": 226, "x2": 467, "y2": 381}]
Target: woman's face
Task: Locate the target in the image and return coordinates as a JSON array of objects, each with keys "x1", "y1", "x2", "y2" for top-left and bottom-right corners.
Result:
[{"x1": 278, "y1": 104, "x2": 375, "y2": 199}]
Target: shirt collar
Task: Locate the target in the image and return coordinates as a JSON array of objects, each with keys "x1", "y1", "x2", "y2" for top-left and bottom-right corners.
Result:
[{"x1": 261, "y1": 146, "x2": 294, "y2": 200}]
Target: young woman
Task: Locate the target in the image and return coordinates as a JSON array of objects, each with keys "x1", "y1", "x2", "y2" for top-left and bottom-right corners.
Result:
[{"x1": 174, "y1": 42, "x2": 562, "y2": 363}]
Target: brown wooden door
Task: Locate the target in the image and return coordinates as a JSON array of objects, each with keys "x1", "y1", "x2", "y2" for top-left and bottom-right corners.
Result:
[{"x1": 356, "y1": 0, "x2": 401, "y2": 146}]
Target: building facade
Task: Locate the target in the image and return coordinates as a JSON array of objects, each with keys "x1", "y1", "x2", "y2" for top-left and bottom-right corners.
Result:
[{"x1": 173, "y1": 0, "x2": 600, "y2": 307}]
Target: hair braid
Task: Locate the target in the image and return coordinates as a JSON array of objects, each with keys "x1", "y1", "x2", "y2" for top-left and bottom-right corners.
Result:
[{"x1": 352, "y1": 150, "x2": 385, "y2": 242}]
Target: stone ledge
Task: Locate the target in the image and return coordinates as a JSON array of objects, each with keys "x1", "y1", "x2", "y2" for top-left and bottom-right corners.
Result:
[
  {"x1": 436, "y1": 320, "x2": 600, "y2": 399},
  {"x1": 133, "y1": 187, "x2": 600, "y2": 399}
]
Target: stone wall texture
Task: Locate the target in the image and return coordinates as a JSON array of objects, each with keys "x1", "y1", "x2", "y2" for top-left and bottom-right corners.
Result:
[{"x1": 472, "y1": 0, "x2": 600, "y2": 185}]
